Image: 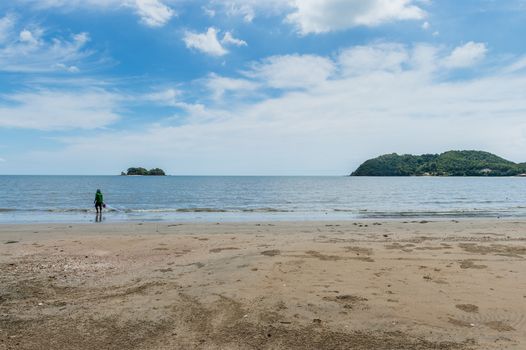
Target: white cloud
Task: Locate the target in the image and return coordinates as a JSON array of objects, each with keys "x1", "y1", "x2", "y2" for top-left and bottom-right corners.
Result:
[
  {"x1": 245, "y1": 54, "x2": 335, "y2": 89},
  {"x1": 0, "y1": 157, "x2": 5, "y2": 162},
  {"x1": 226, "y1": 3, "x2": 256, "y2": 22},
  {"x1": 209, "y1": 0, "x2": 291, "y2": 22},
  {"x1": 206, "y1": 73, "x2": 259, "y2": 100},
  {"x1": 144, "y1": 88, "x2": 179, "y2": 106},
  {"x1": 422, "y1": 21, "x2": 430, "y2": 30},
  {"x1": 183, "y1": 28, "x2": 246, "y2": 57},
  {"x1": 286, "y1": 0, "x2": 426, "y2": 34},
  {"x1": 0, "y1": 17, "x2": 92, "y2": 73},
  {"x1": 221, "y1": 31, "x2": 247, "y2": 47},
  {"x1": 338, "y1": 43, "x2": 409, "y2": 76},
  {"x1": 202, "y1": 6, "x2": 216, "y2": 17},
  {"x1": 22, "y1": 0, "x2": 121, "y2": 8},
  {"x1": 503, "y1": 55, "x2": 526, "y2": 74},
  {"x1": 0, "y1": 90, "x2": 120, "y2": 130},
  {"x1": 134, "y1": 0, "x2": 175, "y2": 27},
  {"x1": 20, "y1": 0, "x2": 175, "y2": 27},
  {"x1": 0, "y1": 15, "x2": 15, "y2": 43},
  {"x1": 442, "y1": 41, "x2": 488, "y2": 68},
  {"x1": 183, "y1": 27, "x2": 227, "y2": 56},
  {"x1": 19, "y1": 29, "x2": 39, "y2": 45},
  {"x1": 54, "y1": 63, "x2": 80, "y2": 72},
  {"x1": 73, "y1": 32, "x2": 90, "y2": 45},
  {"x1": 209, "y1": 0, "x2": 426, "y2": 34}
]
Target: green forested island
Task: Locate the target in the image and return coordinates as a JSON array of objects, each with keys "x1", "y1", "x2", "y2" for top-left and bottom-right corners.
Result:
[
  {"x1": 351, "y1": 151, "x2": 526, "y2": 176},
  {"x1": 121, "y1": 167, "x2": 166, "y2": 176}
]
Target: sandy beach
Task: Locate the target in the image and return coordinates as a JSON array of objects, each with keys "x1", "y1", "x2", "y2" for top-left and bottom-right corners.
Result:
[{"x1": 1, "y1": 220, "x2": 525, "y2": 349}]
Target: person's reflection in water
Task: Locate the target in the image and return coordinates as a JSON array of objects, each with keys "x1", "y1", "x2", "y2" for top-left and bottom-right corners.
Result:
[{"x1": 95, "y1": 212, "x2": 102, "y2": 222}]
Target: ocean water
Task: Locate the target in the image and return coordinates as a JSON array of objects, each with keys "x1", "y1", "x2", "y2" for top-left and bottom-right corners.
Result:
[{"x1": 1, "y1": 176, "x2": 526, "y2": 223}]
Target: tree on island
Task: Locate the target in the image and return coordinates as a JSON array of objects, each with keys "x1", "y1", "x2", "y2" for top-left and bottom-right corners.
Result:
[
  {"x1": 123, "y1": 167, "x2": 166, "y2": 176},
  {"x1": 351, "y1": 150, "x2": 526, "y2": 176},
  {"x1": 148, "y1": 168, "x2": 166, "y2": 176}
]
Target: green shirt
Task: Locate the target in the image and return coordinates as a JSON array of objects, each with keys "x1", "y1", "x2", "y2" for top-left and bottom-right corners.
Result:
[{"x1": 95, "y1": 192, "x2": 104, "y2": 204}]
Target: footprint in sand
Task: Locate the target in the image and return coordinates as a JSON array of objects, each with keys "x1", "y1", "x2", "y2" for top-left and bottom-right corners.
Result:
[
  {"x1": 261, "y1": 250, "x2": 281, "y2": 256},
  {"x1": 459, "y1": 260, "x2": 487, "y2": 269},
  {"x1": 209, "y1": 247, "x2": 240, "y2": 253},
  {"x1": 456, "y1": 304, "x2": 479, "y2": 313},
  {"x1": 156, "y1": 268, "x2": 173, "y2": 273},
  {"x1": 484, "y1": 321, "x2": 516, "y2": 332},
  {"x1": 453, "y1": 309, "x2": 524, "y2": 332}
]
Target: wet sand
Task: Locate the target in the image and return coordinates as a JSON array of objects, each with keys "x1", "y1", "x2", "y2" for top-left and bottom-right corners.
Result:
[{"x1": 1, "y1": 220, "x2": 525, "y2": 349}]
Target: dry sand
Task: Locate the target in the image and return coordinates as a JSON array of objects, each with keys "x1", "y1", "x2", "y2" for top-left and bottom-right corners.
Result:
[{"x1": 1, "y1": 220, "x2": 525, "y2": 349}]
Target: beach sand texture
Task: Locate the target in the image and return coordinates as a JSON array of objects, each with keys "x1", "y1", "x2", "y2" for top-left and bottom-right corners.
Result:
[{"x1": 1, "y1": 220, "x2": 525, "y2": 349}]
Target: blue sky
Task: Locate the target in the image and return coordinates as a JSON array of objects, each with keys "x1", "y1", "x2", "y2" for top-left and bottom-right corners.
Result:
[{"x1": 1, "y1": 0, "x2": 526, "y2": 175}]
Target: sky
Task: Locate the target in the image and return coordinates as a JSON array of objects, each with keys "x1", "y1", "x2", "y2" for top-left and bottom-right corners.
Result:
[{"x1": 0, "y1": 0, "x2": 526, "y2": 175}]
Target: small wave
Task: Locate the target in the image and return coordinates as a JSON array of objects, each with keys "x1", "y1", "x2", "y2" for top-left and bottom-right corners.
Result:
[
  {"x1": 47, "y1": 208, "x2": 91, "y2": 213},
  {"x1": 0, "y1": 208, "x2": 17, "y2": 212},
  {"x1": 125, "y1": 207, "x2": 290, "y2": 213},
  {"x1": 354, "y1": 209, "x2": 517, "y2": 218},
  {"x1": 124, "y1": 208, "x2": 180, "y2": 213},
  {"x1": 333, "y1": 209, "x2": 369, "y2": 213},
  {"x1": 124, "y1": 208, "x2": 228, "y2": 213},
  {"x1": 242, "y1": 208, "x2": 290, "y2": 213},
  {"x1": 176, "y1": 208, "x2": 228, "y2": 213},
  {"x1": 47, "y1": 208, "x2": 119, "y2": 213}
]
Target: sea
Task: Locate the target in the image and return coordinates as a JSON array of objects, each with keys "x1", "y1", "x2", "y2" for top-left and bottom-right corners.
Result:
[{"x1": 1, "y1": 175, "x2": 526, "y2": 224}]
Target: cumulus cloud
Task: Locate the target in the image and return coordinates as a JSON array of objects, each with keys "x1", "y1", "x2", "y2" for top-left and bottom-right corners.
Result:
[
  {"x1": 209, "y1": 0, "x2": 426, "y2": 34},
  {"x1": 19, "y1": 29, "x2": 40, "y2": 44},
  {"x1": 221, "y1": 31, "x2": 247, "y2": 47},
  {"x1": 134, "y1": 0, "x2": 175, "y2": 27},
  {"x1": 183, "y1": 28, "x2": 247, "y2": 56},
  {"x1": 183, "y1": 27, "x2": 227, "y2": 56},
  {"x1": 442, "y1": 41, "x2": 488, "y2": 68},
  {"x1": 0, "y1": 89, "x2": 121, "y2": 130},
  {"x1": 286, "y1": 0, "x2": 426, "y2": 34}
]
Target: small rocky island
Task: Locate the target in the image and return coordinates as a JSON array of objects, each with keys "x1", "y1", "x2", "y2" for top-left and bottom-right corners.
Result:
[
  {"x1": 351, "y1": 150, "x2": 526, "y2": 176},
  {"x1": 121, "y1": 167, "x2": 166, "y2": 176}
]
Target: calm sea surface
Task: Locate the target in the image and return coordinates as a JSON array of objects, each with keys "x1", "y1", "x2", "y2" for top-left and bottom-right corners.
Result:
[{"x1": 1, "y1": 176, "x2": 526, "y2": 223}]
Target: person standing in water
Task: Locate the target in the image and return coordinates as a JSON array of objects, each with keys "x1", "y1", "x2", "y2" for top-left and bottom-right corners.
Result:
[{"x1": 94, "y1": 189, "x2": 104, "y2": 221}]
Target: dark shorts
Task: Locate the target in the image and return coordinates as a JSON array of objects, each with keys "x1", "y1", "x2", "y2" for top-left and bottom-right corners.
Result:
[{"x1": 95, "y1": 203, "x2": 103, "y2": 210}]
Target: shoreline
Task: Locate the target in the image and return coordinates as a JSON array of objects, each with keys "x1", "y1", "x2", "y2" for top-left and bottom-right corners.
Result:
[
  {"x1": 2, "y1": 214, "x2": 526, "y2": 226},
  {"x1": 1, "y1": 220, "x2": 525, "y2": 349}
]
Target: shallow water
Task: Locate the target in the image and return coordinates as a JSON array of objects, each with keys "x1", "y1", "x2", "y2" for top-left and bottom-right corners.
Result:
[{"x1": 1, "y1": 175, "x2": 525, "y2": 223}]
